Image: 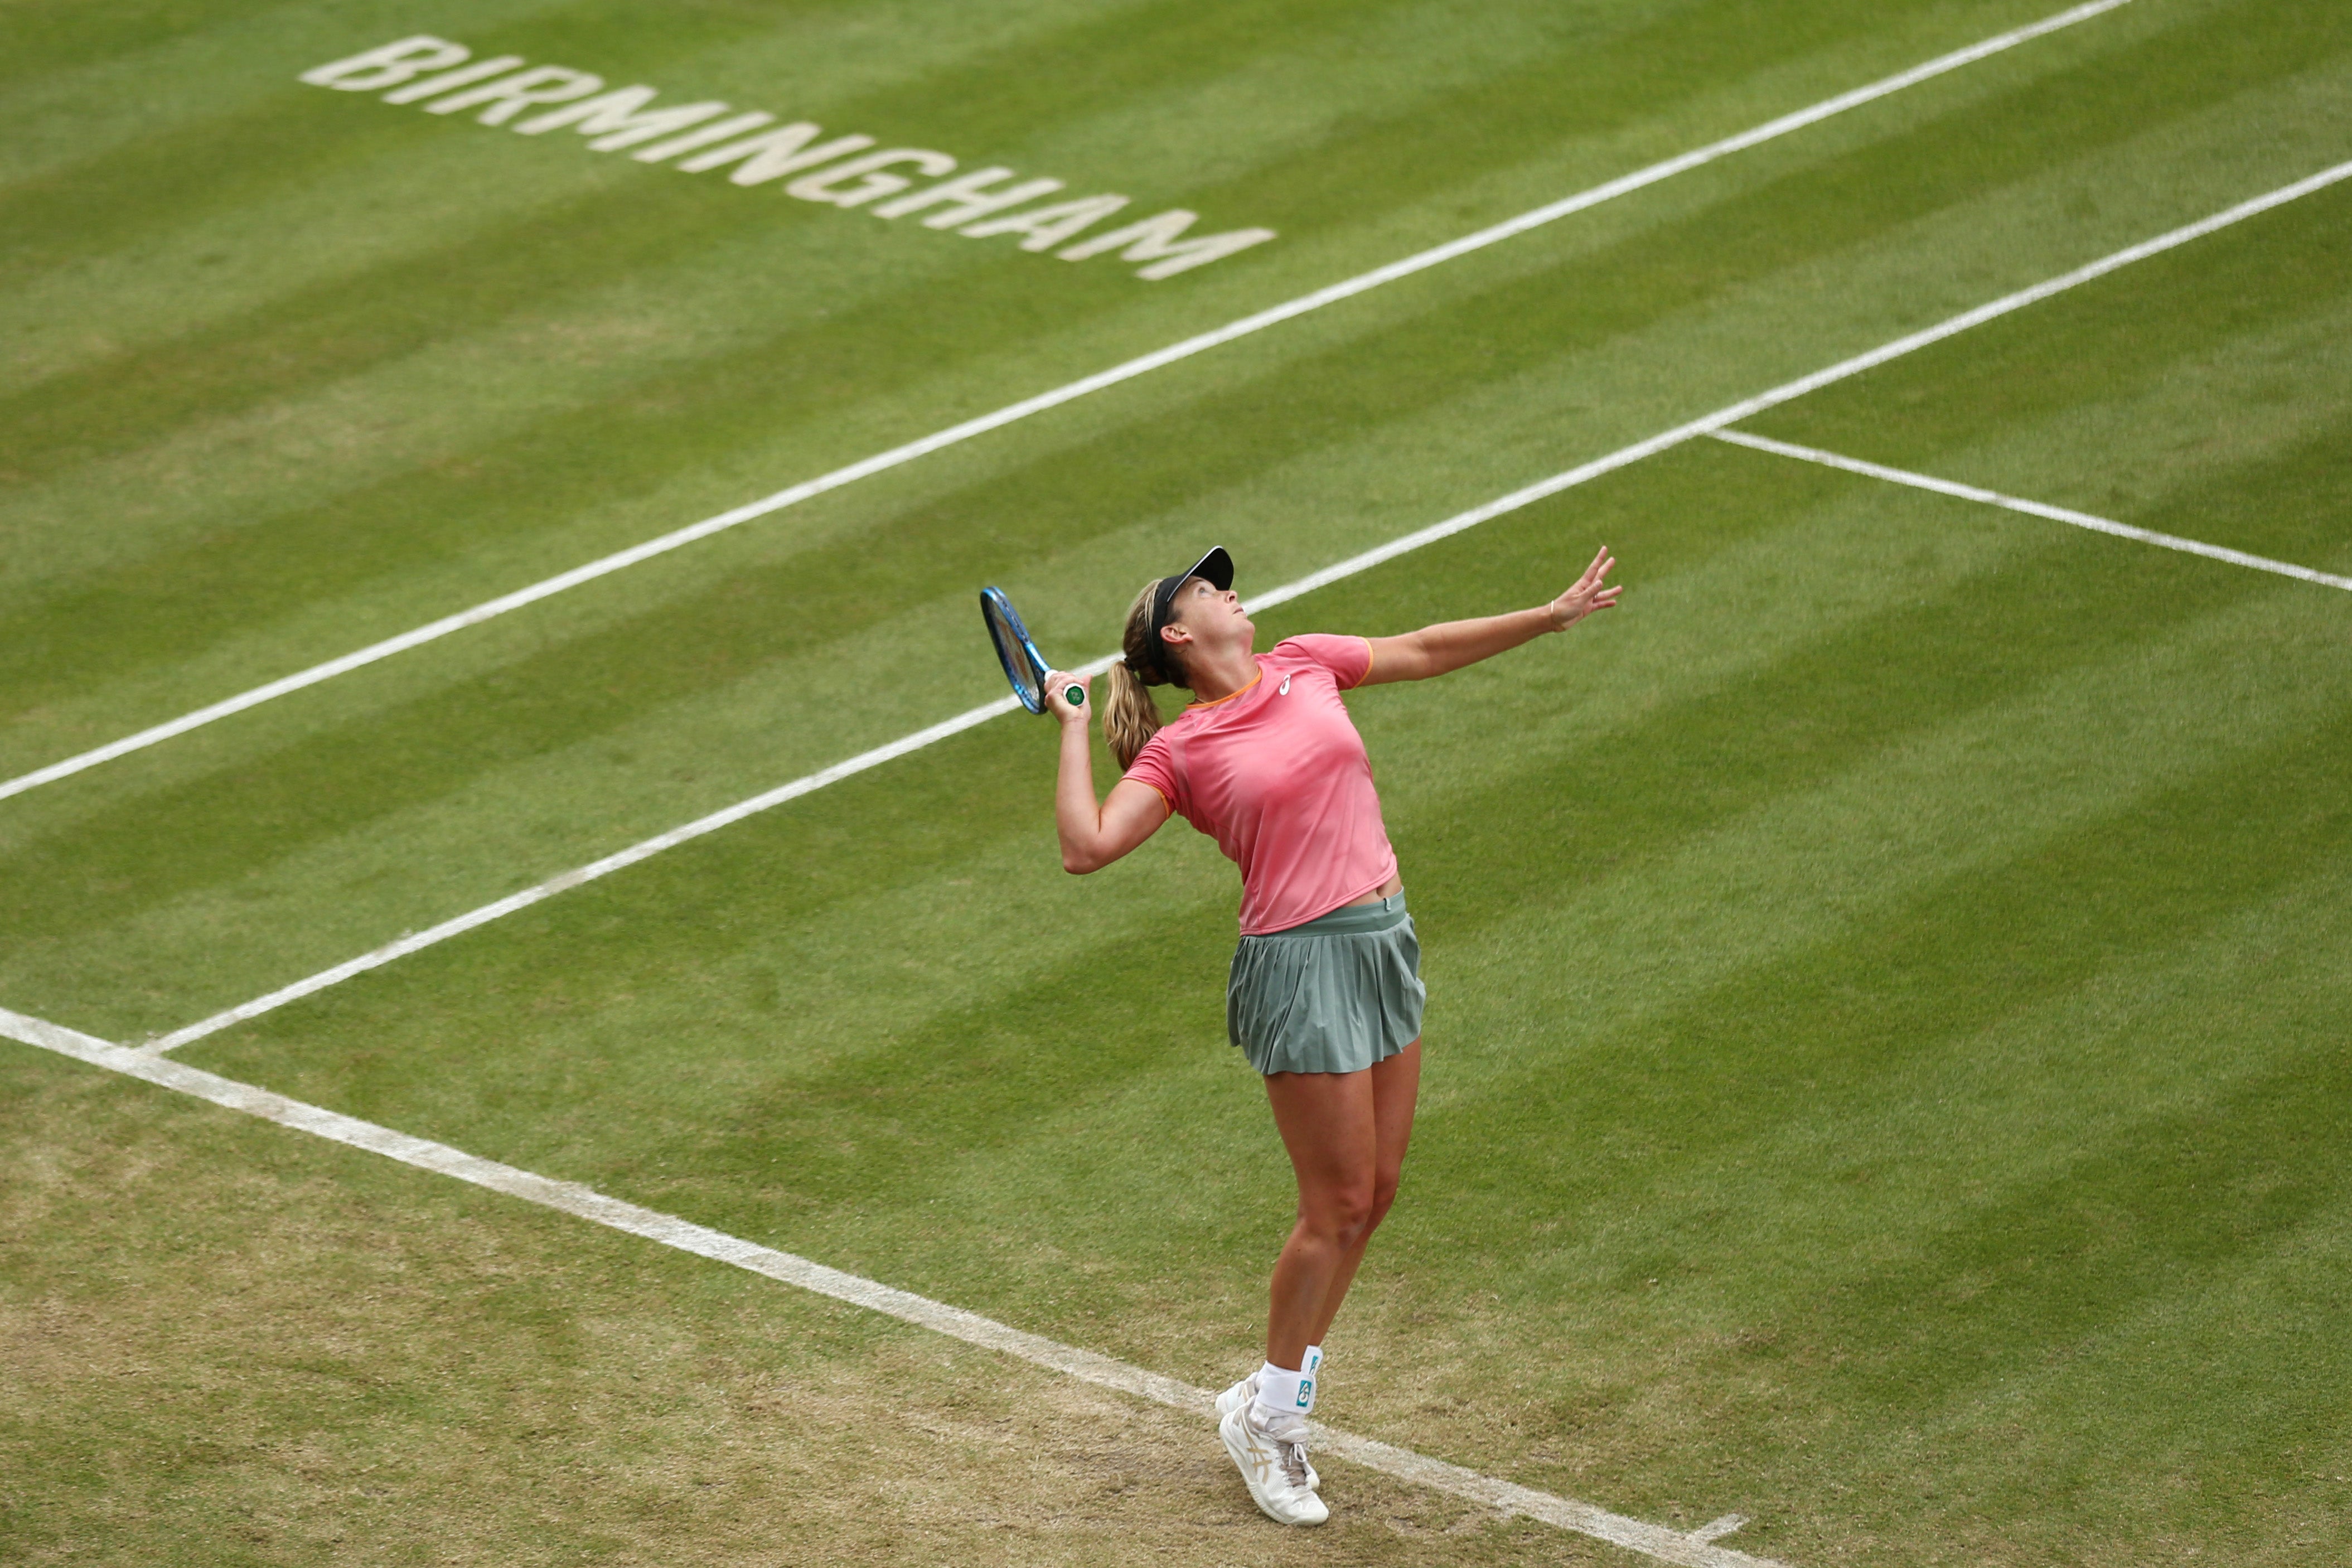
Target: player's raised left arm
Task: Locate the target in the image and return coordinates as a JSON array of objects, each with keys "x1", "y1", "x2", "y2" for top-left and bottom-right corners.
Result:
[{"x1": 1358, "y1": 547, "x2": 1619, "y2": 685}]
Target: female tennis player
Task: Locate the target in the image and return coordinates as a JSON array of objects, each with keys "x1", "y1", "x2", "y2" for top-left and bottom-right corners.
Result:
[{"x1": 1042, "y1": 543, "x2": 1619, "y2": 1526}]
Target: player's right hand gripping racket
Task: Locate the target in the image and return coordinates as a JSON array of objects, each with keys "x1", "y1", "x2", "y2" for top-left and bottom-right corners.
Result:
[{"x1": 980, "y1": 587, "x2": 1085, "y2": 714}]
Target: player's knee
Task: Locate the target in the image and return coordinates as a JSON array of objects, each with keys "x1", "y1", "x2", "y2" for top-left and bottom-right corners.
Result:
[{"x1": 1316, "y1": 1184, "x2": 1377, "y2": 1248}]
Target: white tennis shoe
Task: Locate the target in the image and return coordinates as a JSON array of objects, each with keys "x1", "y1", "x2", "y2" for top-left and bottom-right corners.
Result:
[
  {"x1": 1217, "y1": 1374, "x2": 1319, "y2": 1490},
  {"x1": 1218, "y1": 1398, "x2": 1328, "y2": 1526}
]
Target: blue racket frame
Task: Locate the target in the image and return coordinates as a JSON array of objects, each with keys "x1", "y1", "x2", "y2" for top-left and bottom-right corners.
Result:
[{"x1": 979, "y1": 586, "x2": 1081, "y2": 713}]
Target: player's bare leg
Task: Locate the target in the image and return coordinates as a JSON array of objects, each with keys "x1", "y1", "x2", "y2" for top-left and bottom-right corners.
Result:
[{"x1": 1219, "y1": 1042, "x2": 1420, "y2": 1522}]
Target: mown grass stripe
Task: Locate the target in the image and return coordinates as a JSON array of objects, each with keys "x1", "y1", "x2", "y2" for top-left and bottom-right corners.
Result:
[
  {"x1": 0, "y1": 1002, "x2": 1783, "y2": 1568},
  {"x1": 21, "y1": 90, "x2": 2326, "y2": 972},
  {"x1": 138, "y1": 693, "x2": 1028, "y2": 1052},
  {"x1": 136, "y1": 155, "x2": 2351, "y2": 1055},
  {"x1": 1707, "y1": 428, "x2": 2352, "y2": 590},
  {"x1": 0, "y1": 0, "x2": 2136, "y2": 806},
  {"x1": 7, "y1": 0, "x2": 1354, "y2": 468},
  {"x1": 2, "y1": 0, "x2": 2308, "y2": 804}
]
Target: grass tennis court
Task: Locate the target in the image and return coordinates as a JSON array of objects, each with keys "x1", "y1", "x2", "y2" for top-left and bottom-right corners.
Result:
[{"x1": 4, "y1": 0, "x2": 2349, "y2": 1561}]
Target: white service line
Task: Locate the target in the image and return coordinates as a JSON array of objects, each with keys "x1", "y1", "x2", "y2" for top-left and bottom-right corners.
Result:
[
  {"x1": 143, "y1": 156, "x2": 2352, "y2": 1056},
  {"x1": 0, "y1": 0, "x2": 2137, "y2": 805},
  {"x1": 1708, "y1": 429, "x2": 2352, "y2": 592},
  {"x1": 0, "y1": 1004, "x2": 1780, "y2": 1568}
]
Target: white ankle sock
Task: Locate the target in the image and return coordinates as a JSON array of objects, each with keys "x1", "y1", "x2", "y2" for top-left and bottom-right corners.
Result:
[
  {"x1": 1254, "y1": 1359, "x2": 1315, "y2": 1420},
  {"x1": 1303, "y1": 1343, "x2": 1323, "y2": 1380}
]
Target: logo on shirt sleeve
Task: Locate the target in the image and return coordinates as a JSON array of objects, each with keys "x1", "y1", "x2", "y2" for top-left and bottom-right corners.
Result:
[{"x1": 1277, "y1": 674, "x2": 1291, "y2": 695}]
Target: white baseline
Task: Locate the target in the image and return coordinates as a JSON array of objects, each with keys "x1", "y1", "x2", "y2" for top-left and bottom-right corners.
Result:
[
  {"x1": 141, "y1": 154, "x2": 2352, "y2": 1056},
  {"x1": 0, "y1": 0, "x2": 2136, "y2": 805},
  {"x1": 1708, "y1": 428, "x2": 2352, "y2": 592},
  {"x1": 0, "y1": 1004, "x2": 1780, "y2": 1568}
]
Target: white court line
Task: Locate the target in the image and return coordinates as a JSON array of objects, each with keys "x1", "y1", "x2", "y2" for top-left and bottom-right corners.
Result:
[
  {"x1": 0, "y1": 1004, "x2": 1779, "y2": 1568},
  {"x1": 0, "y1": 0, "x2": 2137, "y2": 805},
  {"x1": 141, "y1": 154, "x2": 2352, "y2": 1056},
  {"x1": 1708, "y1": 429, "x2": 2352, "y2": 592}
]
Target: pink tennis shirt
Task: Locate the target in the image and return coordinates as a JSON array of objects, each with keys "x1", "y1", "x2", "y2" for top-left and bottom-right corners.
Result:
[{"x1": 1123, "y1": 635, "x2": 1400, "y2": 936}]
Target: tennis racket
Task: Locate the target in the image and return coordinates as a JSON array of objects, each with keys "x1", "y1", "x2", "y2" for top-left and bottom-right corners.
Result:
[{"x1": 979, "y1": 586, "x2": 1084, "y2": 714}]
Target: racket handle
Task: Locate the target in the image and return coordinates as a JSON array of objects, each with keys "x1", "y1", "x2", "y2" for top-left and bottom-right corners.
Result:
[{"x1": 1064, "y1": 684, "x2": 1086, "y2": 708}]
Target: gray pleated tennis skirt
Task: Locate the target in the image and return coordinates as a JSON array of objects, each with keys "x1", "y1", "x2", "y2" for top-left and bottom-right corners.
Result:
[{"x1": 1227, "y1": 892, "x2": 1425, "y2": 1077}]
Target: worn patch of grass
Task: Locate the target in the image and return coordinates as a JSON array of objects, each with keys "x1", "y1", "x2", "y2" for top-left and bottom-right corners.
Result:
[{"x1": 0, "y1": 1047, "x2": 1627, "y2": 1566}]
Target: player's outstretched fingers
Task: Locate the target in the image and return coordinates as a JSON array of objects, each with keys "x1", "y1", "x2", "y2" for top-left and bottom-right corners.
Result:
[
  {"x1": 1043, "y1": 671, "x2": 1091, "y2": 723},
  {"x1": 1548, "y1": 547, "x2": 1622, "y2": 627}
]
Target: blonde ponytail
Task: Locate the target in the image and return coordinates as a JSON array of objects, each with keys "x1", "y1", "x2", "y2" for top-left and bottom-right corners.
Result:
[
  {"x1": 1106, "y1": 576, "x2": 1188, "y2": 771},
  {"x1": 1105, "y1": 662, "x2": 1162, "y2": 772}
]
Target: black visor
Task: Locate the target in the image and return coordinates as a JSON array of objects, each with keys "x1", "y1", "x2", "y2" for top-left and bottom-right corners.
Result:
[{"x1": 1148, "y1": 546, "x2": 1234, "y2": 660}]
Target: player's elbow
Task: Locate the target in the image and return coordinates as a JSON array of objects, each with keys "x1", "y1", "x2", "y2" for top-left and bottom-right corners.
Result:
[
  {"x1": 1393, "y1": 633, "x2": 1441, "y2": 682},
  {"x1": 1062, "y1": 845, "x2": 1103, "y2": 875}
]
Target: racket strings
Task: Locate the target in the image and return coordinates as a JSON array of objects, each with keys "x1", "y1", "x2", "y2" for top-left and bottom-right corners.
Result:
[{"x1": 983, "y1": 592, "x2": 1047, "y2": 712}]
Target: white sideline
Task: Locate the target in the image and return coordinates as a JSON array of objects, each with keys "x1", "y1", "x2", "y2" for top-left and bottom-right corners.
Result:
[
  {"x1": 1707, "y1": 429, "x2": 2352, "y2": 592},
  {"x1": 144, "y1": 690, "x2": 1030, "y2": 1052},
  {"x1": 0, "y1": 0, "x2": 2137, "y2": 805},
  {"x1": 0, "y1": 1004, "x2": 1780, "y2": 1568},
  {"x1": 141, "y1": 156, "x2": 2352, "y2": 1056}
]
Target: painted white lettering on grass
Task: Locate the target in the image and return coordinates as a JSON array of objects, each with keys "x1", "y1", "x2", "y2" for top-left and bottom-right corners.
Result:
[
  {"x1": 139, "y1": 157, "x2": 2352, "y2": 1051},
  {"x1": 674, "y1": 123, "x2": 875, "y2": 186},
  {"x1": 959, "y1": 193, "x2": 1132, "y2": 250},
  {"x1": 512, "y1": 86, "x2": 734, "y2": 149},
  {"x1": 298, "y1": 35, "x2": 470, "y2": 90},
  {"x1": 295, "y1": 35, "x2": 1268, "y2": 279},
  {"x1": 379, "y1": 57, "x2": 526, "y2": 105},
  {"x1": 786, "y1": 148, "x2": 959, "y2": 208},
  {"x1": 626, "y1": 111, "x2": 778, "y2": 162},
  {"x1": 1058, "y1": 209, "x2": 1282, "y2": 280},
  {"x1": 870, "y1": 168, "x2": 1067, "y2": 228},
  {"x1": 424, "y1": 65, "x2": 607, "y2": 127},
  {"x1": 0, "y1": 1005, "x2": 1784, "y2": 1568},
  {"x1": 0, "y1": 0, "x2": 2135, "y2": 805},
  {"x1": 1707, "y1": 430, "x2": 2352, "y2": 592}
]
